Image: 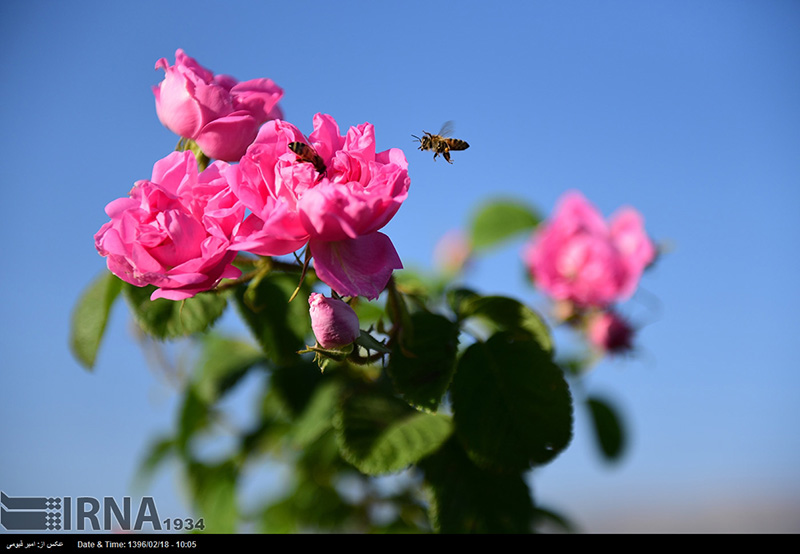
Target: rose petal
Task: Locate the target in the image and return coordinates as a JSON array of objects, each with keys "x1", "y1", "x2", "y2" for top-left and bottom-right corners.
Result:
[{"x1": 309, "y1": 233, "x2": 402, "y2": 300}]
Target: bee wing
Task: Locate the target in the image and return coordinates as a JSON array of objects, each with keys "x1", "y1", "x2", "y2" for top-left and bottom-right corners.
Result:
[{"x1": 438, "y1": 120, "x2": 455, "y2": 138}]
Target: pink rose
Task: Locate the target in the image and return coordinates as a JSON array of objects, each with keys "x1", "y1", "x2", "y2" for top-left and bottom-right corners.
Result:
[
  {"x1": 153, "y1": 49, "x2": 283, "y2": 162},
  {"x1": 94, "y1": 151, "x2": 244, "y2": 301},
  {"x1": 587, "y1": 310, "x2": 634, "y2": 355},
  {"x1": 308, "y1": 293, "x2": 361, "y2": 349},
  {"x1": 524, "y1": 191, "x2": 654, "y2": 307},
  {"x1": 229, "y1": 113, "x2": 410, "y2": 299},
  {"x1": 433, "y1": 229, "x2": 472, "y2": 275}
]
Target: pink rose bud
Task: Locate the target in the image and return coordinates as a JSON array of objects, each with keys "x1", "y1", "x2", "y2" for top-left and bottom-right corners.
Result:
[
  {"x1": 587, "y1": 311, "x2": 634, "y2": 355},
  {"x1": 308, "y1": 293, "x2": 360, "y2": 349},
  {"x1": 153, "y1": 49, "x2": 283, "y2": 162}
]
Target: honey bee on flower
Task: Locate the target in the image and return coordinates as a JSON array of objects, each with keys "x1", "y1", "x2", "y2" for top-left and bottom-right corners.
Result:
[{"x1": 288, "y1": 141, "x2": 327, "y2": 183}]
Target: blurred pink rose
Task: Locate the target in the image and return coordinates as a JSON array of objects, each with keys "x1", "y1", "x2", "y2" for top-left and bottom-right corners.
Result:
[
  {"x1": 153, "y1": 49, "x2": 283, "y2": 162},
  {"x1": 94, "y1": 151, "x2": 244, "y2": 301},
  {"x1": 433, "y1": 229, "x2": 472, "y2": 275},
  {"x1": 587, "y1": 310, "x2": 634, "y2": 355},
  {"x1": 524, "y1": 191, "x2": 654, "y2": 307},
  {"x1": 229, "y1": 114, "x2": 410, "y2": 299},
  {"x1": 308, "y1": 293, "x2": 361, "y2": 349}
]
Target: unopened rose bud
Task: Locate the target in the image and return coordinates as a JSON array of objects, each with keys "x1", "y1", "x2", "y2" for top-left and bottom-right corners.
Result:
[
  {"x1": 587, "y1": 310, "x2": 634, "y2": 355},
  {"x1": 308, "y1": 293, "x2": 360, "y2": 349}
]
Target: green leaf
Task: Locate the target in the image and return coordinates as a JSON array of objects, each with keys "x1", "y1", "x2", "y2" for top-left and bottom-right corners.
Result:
[
  {"x1": 234, "y1": 273, "x2": 309, "y2": 364},
  {"x1": 355, "y1": 330, "x2": 391, "y2": 354},
  {"x1": 260, "y1": 479, "x2": 355, "y2": 533},
  {"x1": 393, "y1": 268, "x2": 435, "y2": 298},
  {"x1": 176, "y1": 387, "x2": 210, "y2": 456},
  {"x1": 270, "y1": 361, "x2": 326, "y2": 416},
  {"x1": 469, "y1": 198, "x2": 541, "y2": 252},
  {"x1": 422, "y1": 437, "x2": 535, "y2": 533},
  {"x1": 349, "y1": 296, "x2": 386, "y2": 327},
  {"x1": 387, "y1": 312, "x2": 459, "y2": 412},
  {"x1": 335, "y1": 389, "x2": 453, "y2": 475},
  {"x1": 290, "y1": 380, "x2": 342, "y2": 448},
  {"x1": 461, "y1": 295, "x2": 553, "y2": 353},
  {"x1": 452, "y1": 333, "x2": 573, "y2": 470},
  {"x1": 446, "y1": 287, "x2": 480, "y2": 317},
  {"x1": 133, "y1": 436, "x2": 174, "y2": 490},
  {"x1": 587, "y1": 395, "x2": 626, "y2": 461},
  {"x1": 70, "y1": 271, "x2": 123, "y2": 369},
  {"x1": 122, "y1": 284, "x2": 228, "y2": 339},
  {"x1": 185, "y1": 460, "x2": 238, "y2": 533},
  {"x1": 386, "y1": 277, "x2": 413, "y2": 340},
  {"x1": 194, "y1": 335, "x2": 265, "y2": 403}
]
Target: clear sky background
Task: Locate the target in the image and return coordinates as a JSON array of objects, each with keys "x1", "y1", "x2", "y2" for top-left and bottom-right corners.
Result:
[{"x1": 1, "y1": 0, "x2": 798, "y2": 533}]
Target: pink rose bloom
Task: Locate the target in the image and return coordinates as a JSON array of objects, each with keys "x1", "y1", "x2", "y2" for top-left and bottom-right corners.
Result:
[
  {"x1": 229, "y1": 113, "x2": 410, "y2": 299},
  {"x1": 308, "y1": 293, "x2": 361, "y2": 349},
  {"x1": 524, "y1": 191, "x2": 655, "y2": 307},
  {"x1": 587, "y1": 310, "x2": 634, "y2": 355},
  {"x1": 94, "y1": 151, "x2": 244, "y2": 301},
  {"x1": 153, "y1": 49, "x2": 283, "y2": 162},
  {"x1": 433, "y1": 229, "x2": 472, "y2": 275}
]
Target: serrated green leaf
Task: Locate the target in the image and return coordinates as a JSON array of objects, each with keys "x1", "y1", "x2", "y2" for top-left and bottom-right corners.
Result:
[
  {"x1": 452, "y1": 333, "x2": 573, "y2": 470},
  {"x1": 193, "y1": 335, "x2": 265, "y2": 403},
  {"x1": 461, "y1": 295, "x2": 553, "y2": 353},
  {"x1": 469, "y1": 199, "x2": 541, "y2": 252},
  {"x1": 234, "y1": 273, "x2": 309, "y2": 364},
  {"x1": 122, "y1": 284, "x2": 228, "y2": 339},
  {"x1": 587, "y1": 396, "x2": 626, "y2": 461},
  {"x1": 422, "y1": 437, "x2": 534, "y2": 533},
  {"x1": 387, "y1": 312, "x2": 459, "y2": 412},
  {"x1": 335, "y1": 390, "x2": 453, "y2": 475},
  {"x1": 70, "y1": 271, "x2": 123, "y2": 369}
]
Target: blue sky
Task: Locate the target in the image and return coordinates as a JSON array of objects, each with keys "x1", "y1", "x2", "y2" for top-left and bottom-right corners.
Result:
[{"x1": 1, "y1": 0, "x2": 798, "y2": 532}]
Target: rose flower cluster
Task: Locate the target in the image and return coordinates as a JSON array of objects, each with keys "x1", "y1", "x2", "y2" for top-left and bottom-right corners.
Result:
[
  {"x1": 523, "y1": 191, "x2": 655, "y2": 355},
  {"x1": 95, "y1": 50, "x2": 410, "y2": 348}
]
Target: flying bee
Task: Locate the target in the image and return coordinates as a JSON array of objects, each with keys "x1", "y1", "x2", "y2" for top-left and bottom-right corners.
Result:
[
  {"x1": 412, "y1": 121, "x2": 469, "y2": 163},
  {"x1": 288, "y1": 141, "x2": 327, "y2": 182}
]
